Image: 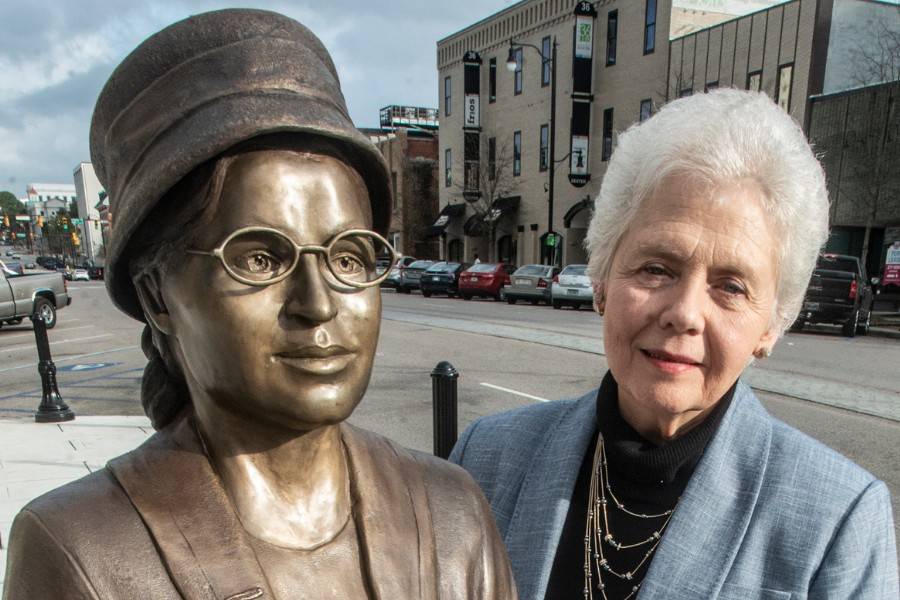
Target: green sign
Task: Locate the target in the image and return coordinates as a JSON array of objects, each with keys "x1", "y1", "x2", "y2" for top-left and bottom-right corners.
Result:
[
  {"x1": 72, "y1": 218, "x2": 83, "y2": 225},
  {"x1": 545, "y1": 233, "x2": 558, "y2": 247},
  {"x1": 16, "y1": 233, "x2": 25, "y2": 239}
]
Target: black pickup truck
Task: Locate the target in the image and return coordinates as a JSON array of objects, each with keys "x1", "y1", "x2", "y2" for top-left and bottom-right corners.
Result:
[{"x1": 791, "y1": 253, "x2": 875, "y2": 337}]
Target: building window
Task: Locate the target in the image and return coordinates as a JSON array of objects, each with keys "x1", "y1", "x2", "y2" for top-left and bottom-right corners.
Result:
[
  {"x1": 639, "y1": 99, "x2": 652, "y2": 122},
  {"x1": 747, "y1": 70, "x2": 762, "y2": 92},
  {"x1": 539, "y1": 124, "x2": 549, "y2": 171},
  {"x1": 444, "y1": 76, "x2": 451, "y2": 116},
  {"x1": 541, "y1": 36, "x2": 551, "y2": 86},
  {"x1": 445, "y1": 148, "x2": 452, "y2": 187},
  {"x1": 606, "y1": 10, "x2": 618, "y2": 66},
  {"x1": 513, "y1": 47, "x2": 523, "y2": 95},
  {"x1": 602, "y1": 108, "x2": 613, "y2": 161},
  {"x1": 777, "y1": 64, "x2": 793, "y2": 112},
  {"x1": 644, "y1": 0, "x2": 657, "y2": 55},
  {"x1": 513, "y1": 130, "x2": 522, "y2": 176},
  {"x1": 488, "y1": 137, "x2": 497, "y2": 179},
  {"x1": 489, "y1": 58, "x2": 497, "y2": 103}
]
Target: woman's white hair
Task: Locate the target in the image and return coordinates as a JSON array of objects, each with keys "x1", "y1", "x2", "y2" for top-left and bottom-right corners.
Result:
[{"x1": 585, "y1": 89, "x2": 829, "y2": 336}]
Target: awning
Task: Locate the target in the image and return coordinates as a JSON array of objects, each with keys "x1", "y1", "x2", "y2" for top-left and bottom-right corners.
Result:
[
  {"x1": 563, "y1": 197, "x2": 593, "y2": 228},
  {"x1": 488, "y1": 196, "x2": 520, "y2": 221},
  {"x1": 424, "y1": 203, "x2": 466, "y2": 238}
]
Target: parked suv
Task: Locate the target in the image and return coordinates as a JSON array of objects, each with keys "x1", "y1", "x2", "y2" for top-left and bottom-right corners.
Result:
[
  {"x1": 381, "y1": 256, "x2": 416, "y2": 289},
  {"x1": 504, "y1": 264, "x2": 561, "y2": 305},
  {"x1": 459, "y1": 263, "x2": 515, "y2": 301},
  {"x1": 792, "y1": 253, "x2": 875, "y2": 337}
]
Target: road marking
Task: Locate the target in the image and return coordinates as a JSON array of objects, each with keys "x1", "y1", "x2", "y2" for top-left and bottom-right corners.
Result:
[
  {"x1": 0, "y1": 345, "x2": 141, "y2": 373},
  {"x1": 480, "y1": 382, "x2": 549, "y2": 403},
  {"x1": 3, "y1": 334, "x2": 115, "y2": 353},
  {"x1": 0, "y1": 325, "x2": 94, "y2": 342}
]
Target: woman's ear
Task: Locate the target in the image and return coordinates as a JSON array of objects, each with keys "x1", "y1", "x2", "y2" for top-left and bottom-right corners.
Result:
[
  {"x1": 592, "y1": 281, "x2": 606, "y2": 316},
  {"x1": 134, "y1": 271, "x2": 173, "y2": 335}
]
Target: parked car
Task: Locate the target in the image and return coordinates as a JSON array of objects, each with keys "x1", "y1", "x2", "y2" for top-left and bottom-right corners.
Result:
[
  {"x1": 0, "y1": 260, "x2": 71, "y2": 329},
  {"x1": 791, "y1": 253, "x2": 876, "y2": 337},
  {"x1": 504, "y1": 264, "x2": 561, "y2": 305},
  {"x1": 25, "y1": 262, "x2": 36, "y2": 269},
  {"x1": 72, "y1": 269, "x2": 90, "y2": 282},
  {"x1": 551, "y1": 264, "x2": 593, "y2": 309},
  {"x1": 381, "y1": 256, "x2": 416, "y2": 289},
  {"x1": 420, "y1": 262, "x2": 470, "y2": 297},
  {"x1": 396, "y1": 260, "x2": 435, "y2": 293},
  {"x1": 458, "y1": 263, "x2": 515, "y2": 300}
]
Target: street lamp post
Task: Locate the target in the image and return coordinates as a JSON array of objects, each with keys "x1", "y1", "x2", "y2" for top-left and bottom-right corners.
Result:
[{"x1": 507, "y1": 36, "x2": 558, "y2": 265}]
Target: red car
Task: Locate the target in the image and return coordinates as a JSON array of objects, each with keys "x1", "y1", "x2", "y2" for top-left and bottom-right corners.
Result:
[{"x1": 458, "y1": 263, "x2": 516, "y2": 300}]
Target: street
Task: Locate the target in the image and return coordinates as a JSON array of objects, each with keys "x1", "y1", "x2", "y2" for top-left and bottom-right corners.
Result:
[{"x1": 1, "y1": 281, "x2": 899, "y2": 543}]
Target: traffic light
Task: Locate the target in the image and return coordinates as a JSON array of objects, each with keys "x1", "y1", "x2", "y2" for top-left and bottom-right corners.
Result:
[
  {"x1": 71, "y1": 231, "x2": 80, "y2": 246},
  {"x1": 2, "y1": 214, "x2": 8, "y2": 228},
  {"x1": 62, "y1": 216, "x2": 69, "y2": 231},
  {"x1": 37, "y1": 215, "x2": 44, "y2": 228}
]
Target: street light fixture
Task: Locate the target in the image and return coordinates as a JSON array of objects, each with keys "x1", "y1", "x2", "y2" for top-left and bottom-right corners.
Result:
[{"x1": 505, "y1": 37, "x2": 559, "y2": 265}]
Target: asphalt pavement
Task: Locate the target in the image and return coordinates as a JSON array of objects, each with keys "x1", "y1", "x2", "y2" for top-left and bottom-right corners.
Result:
[{"x1": 1, "y1": 280, "x2": 898, "y2": 590}]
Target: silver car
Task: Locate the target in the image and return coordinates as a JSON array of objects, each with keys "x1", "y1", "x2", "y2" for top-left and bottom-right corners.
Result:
[
  {"x1": 551, "y1": 264, "x2": 593, "y2": 309},
  {"x1": 504, "y1": 264, "x2": 560, "y2": 305}
]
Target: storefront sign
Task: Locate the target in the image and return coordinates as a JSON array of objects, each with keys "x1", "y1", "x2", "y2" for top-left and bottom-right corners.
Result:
[
  {"x1": 464, "y1": 94, "x2": 480, "y2": 128},
  {"x1": 884, "y1": 241, "x2": 900, "y2": 287},
  {"x1": 575, "y1": 15, "x2": 594, "y2": 58}
]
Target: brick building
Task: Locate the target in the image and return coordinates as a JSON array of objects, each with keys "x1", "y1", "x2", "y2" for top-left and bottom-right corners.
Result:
[
  {"x1": 435, "y1": 0, "x2": 891, "y2": 266},
  {"x1": 364, "y1": 106, "x2": 441, "y2": 259}
]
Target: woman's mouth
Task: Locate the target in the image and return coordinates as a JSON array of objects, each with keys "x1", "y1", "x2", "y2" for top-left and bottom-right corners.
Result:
[
  {"x1": 274, "y1": 346, "x2": 355, "y2": 375},
  {"x1": 640, "y1": 349, "x2": 701, "y2": 374}
]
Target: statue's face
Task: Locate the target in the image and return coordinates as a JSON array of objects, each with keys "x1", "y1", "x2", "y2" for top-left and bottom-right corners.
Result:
[{"x1": 162, "y1": 150, "x2": 380, "y2": 430}]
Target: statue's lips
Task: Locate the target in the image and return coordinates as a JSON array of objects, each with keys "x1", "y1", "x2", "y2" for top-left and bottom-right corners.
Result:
[{"x1": 274, "y1": 346, "x2": 354, "y2": 375}]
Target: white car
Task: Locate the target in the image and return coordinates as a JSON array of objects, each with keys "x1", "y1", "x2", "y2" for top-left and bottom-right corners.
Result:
[
  {"x1": 73, "y1": 269, "x2": 90, "y2": 282},
  {"x1": 550, "y1": 264, "x2": 593, "y2": 310}
]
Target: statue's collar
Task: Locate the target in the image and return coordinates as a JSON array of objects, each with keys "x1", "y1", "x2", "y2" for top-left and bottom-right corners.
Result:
[{"x1": 108, "y1": 413, "x2": 438, "y2": 600}]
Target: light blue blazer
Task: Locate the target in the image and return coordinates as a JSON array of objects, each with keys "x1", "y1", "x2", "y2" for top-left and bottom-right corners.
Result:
[{"x1": 450, "y1": 381, "x2": 899, "y2": 600}]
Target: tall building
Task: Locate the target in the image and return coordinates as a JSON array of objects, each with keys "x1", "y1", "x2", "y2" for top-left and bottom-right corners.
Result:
[
  {"x1": 73, "y1": 163, "x2": 107, "y2": 263},
  {"x1": 436, "y1": 0, "x2": 891, "y2": 266}
]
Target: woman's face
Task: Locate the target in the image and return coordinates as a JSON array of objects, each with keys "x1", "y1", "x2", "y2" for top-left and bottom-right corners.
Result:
[
  {"x1": 160, "y1": 150, "x2": 380, "y2": 431},
  {"x1": 601, "y1": 175, "x2": 779, "y2": 441}
]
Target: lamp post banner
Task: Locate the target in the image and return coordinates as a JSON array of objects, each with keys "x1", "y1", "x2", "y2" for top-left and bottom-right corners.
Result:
[
  {"x1": 465, "y1": 94, "x2": 480, "y2": 128},
  {"x1": 575, "y1": 16, "x2": 594, "y2": 58}
]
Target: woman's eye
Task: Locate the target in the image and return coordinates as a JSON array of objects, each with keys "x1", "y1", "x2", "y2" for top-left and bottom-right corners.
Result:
[
  {"x1": 332, "y1": 253, "x2": 364, "y2": 275},
  {"x1": 236, "y1": 251, "x2": 281, "y2": 274},
  {"x1": 643, "y1": 264, "x2": 669, "y2": 276},
  {"x1": 722, "y1": 280, "x2": 746, "y2": 296}
]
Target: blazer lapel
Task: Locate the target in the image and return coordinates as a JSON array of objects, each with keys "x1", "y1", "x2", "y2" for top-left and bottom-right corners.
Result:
[
  {"x1": 107, "y1": 414, "x2": 272, "y2": 600},
  {"x1": 503, "y1": 391, "x2": 599, "y2": 600},
  {"x1": 639, "y1": 382, "x2": 773, "y2": 599},
  {"x1": 341, "y1": 423, "x2": 439, "y2": 600}
]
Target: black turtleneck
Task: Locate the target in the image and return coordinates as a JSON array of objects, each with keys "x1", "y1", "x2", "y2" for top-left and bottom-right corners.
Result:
[{"x1": 544, "y1": 372, "x2": 735, "y2": 600}]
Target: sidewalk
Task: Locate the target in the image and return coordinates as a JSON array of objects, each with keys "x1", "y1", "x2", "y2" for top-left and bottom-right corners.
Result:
[{"x1": 0, "y1": 416, "x2": 153, "y2": 593}]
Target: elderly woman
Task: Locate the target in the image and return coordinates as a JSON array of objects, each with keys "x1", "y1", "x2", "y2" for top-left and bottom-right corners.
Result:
[
  {"x1": 451, "y1": 89, "x2": 898, "y2": 600},
  {"x1": 3, "y1": 10, "x2": 514, "y2": 600}
]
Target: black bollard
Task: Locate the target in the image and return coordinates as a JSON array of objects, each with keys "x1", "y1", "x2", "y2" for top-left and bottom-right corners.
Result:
[
  {"x1": 31, "y1": 315, "x2": 75, "y2": 423},
  {"x1": 432, "y1": 361, "x2": 459, "y2": 459}
]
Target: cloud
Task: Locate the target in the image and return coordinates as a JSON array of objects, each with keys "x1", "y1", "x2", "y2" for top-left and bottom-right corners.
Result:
[{"x1": 0, "y1": 0, "x2": 512, "y2": 192}]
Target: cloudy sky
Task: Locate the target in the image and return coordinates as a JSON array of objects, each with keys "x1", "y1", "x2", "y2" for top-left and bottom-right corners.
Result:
[{"x1": 0, "y1": 0, "x2": 512, "y2": 194}]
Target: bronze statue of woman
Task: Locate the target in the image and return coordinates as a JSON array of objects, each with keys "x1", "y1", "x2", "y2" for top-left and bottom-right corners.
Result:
[{"x1": 3, "y1": 9, "x2": 515, "y2": 600}]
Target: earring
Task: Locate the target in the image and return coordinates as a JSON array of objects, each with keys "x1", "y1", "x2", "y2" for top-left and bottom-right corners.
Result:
[{"x1": 754, "y1": 347, "x2": 771, "y2": 359}]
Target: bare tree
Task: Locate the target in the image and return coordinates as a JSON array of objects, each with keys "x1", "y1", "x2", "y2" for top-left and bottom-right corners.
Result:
[
  {"x1": 846, "y1": 13, "x2": 900, "y2": 88},
  {"x1": 453, "y1": 139, "x2": 517, "y2": 262},
  {"x1": 831, "y1": 92, "x2": 899, "y2": 271}
]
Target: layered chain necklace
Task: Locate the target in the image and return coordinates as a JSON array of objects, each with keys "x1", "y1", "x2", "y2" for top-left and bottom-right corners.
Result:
[{"x1": 582, "y1": 436, "x2": 679, "y2": 600}]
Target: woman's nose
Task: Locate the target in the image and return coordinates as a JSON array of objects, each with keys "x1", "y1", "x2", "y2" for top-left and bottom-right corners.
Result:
[
  {"x1": 282, "y1": 254, "x2": 338, "y2": 323},
  {"x1": 658, "y1": 277, "x2": 706, "y2": 335}
]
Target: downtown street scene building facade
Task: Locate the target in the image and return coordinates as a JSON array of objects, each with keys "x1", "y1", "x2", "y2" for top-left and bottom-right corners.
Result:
[{"x1": 436, "y1": 0, "x2": 900, "y2": 271}]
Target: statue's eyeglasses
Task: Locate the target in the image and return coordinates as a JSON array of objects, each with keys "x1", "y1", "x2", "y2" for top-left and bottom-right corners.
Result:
[{"x1": 186, "y1": 227, "x2": 399, "y2": 288}]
